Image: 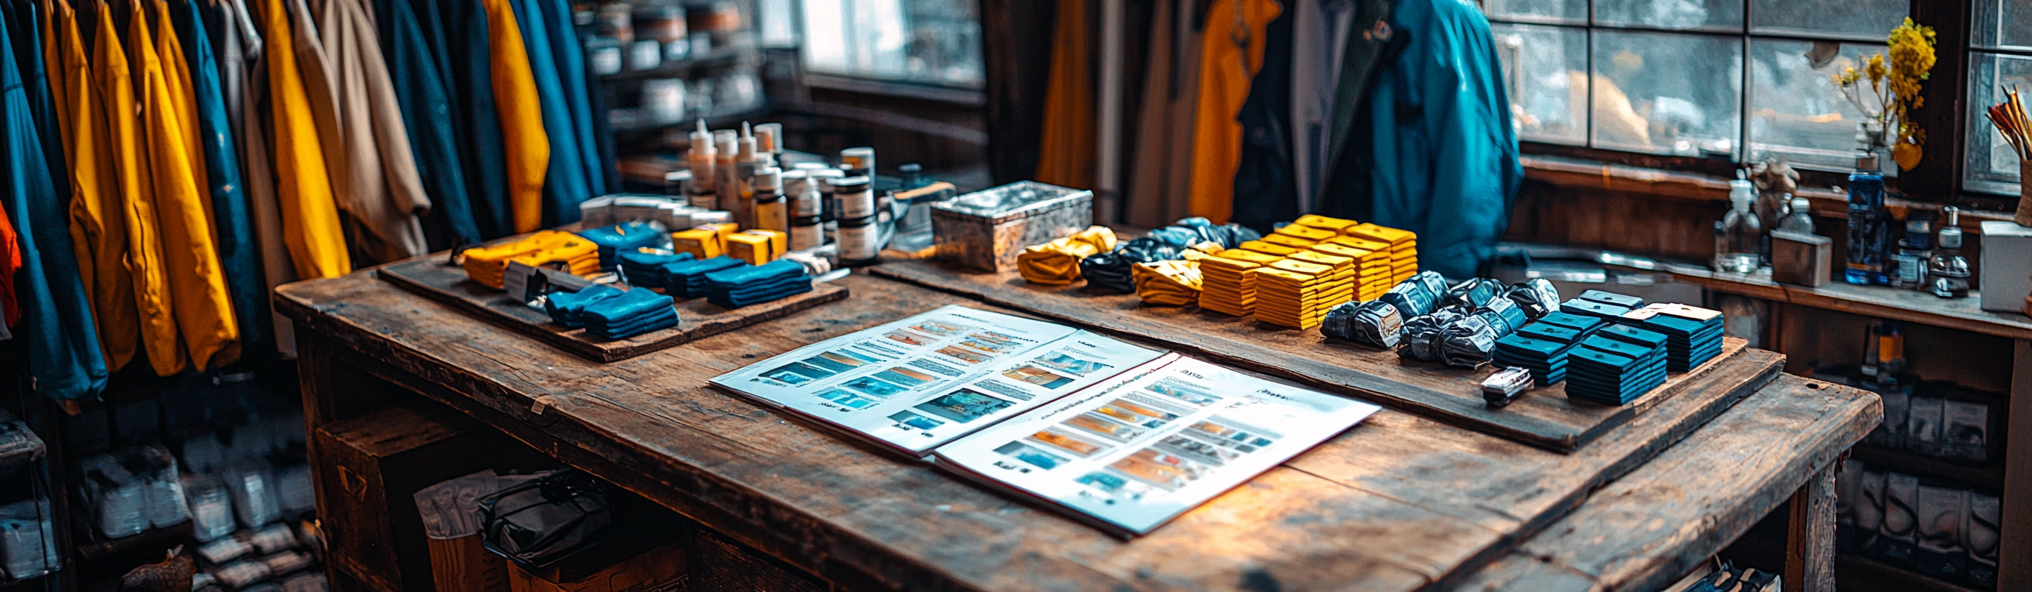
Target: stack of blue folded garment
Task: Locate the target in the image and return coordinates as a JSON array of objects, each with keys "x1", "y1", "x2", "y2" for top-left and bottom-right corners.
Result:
[
  {"x1": 661, "y1": 257, "x2": 747, "y2": 299},
  {"x1": 578, "y1": 222, "x2": 668, "y2": 270},
  {"x1": 704, "y1": 260, "x2": 813, "y2": 309},
  {"x1": 581, "y1": 288, "x2": 680, "y2": 339},
  {"x1": 616, "y1": 250, "x2": 694, "y2": 288},
  {"x1": 1565, "y1": 333, "x2": 1668, "y2": 405},
  {"x1": 545, "y1": 285, "x2": 626, "y2": 328},
  {"x1": 1627, "y1": 307, "x2": 1726, "y2": 372},
  {"x1": 1493, "y1": 332, "x2": 1577, "y2": 386}
]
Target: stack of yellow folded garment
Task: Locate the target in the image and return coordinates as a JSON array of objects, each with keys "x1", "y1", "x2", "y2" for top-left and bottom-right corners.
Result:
[
  {"x1": 1131, "y1": 260, "x2": 1202, "y2": 306},
  {"x1": 1196, "y1": 255, "x2": 1260, "y2": 316},
  {"x1": 1324, "y1": 236, "x2": 1394, "y2": 301},
  {"x1": 1292, "y1": 214, "x2": 1359, "y2": 234},
  {"x1": 1255, "y1": 262, "x2": 1330, "y2": 329},
  {"x1": 461, "y1": 231, "x2": 602, "y2": 289},
  {"x1": 1238, "y1": 240, "x2": 1303, "y2": 259},
  {"x1": 1017, "y1": 226, "x2": 1119, "y2": 285},
  {"x1": 1287, "y1": 250, "x2": 1355, "y2": 308},
  {"x1": 1273, "y1": 224, "x2": 1337, "y2": 246},
  {"x1": 1345, "y1": 223, "x2": 1418, "y2": 284}
]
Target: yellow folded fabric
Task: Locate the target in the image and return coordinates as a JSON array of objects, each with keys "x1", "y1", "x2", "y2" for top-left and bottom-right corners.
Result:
[
  {"x1": 1346, "y1": 223, "x2": 1415, "y2": 245},
  {"x1": 1273, "y1": 224, "x2": 1337, "y2": 242},
  {"x1": 461, "y1": 230, "x2": 588, "y2": 288},
  {"x1": 1239, "y1": 240, "x2": 1303, "y2": 257},
  {"x1": 1260, "y1": 233, "x2": 1318, "y2": 249},
  {"x1": 1293, "y1": 215, "x2": 1358, "y2": 233},
  {"x1": 1217, "y1": 249, "x2": 1284, "y2": 266},
  {"x1": 1328, "y1": 236, "x2": 1392, "y2": 253},
  {"x1": 1016, "y1": 225, "x2": 1118, "y2": 284},
  {"x1": 1132, "y1": 260, "x2": 1202, "y2": 307}
]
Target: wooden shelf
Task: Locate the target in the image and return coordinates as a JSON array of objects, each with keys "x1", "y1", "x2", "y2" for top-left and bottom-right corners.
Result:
[
  {"x1": 76, "y1": 521, "x2": 191, "y2": 561},
  {"x1": 596, "y1": 45, "x2": 753, "y2": 83},
  {"x1": 1649, "y1": 263, "x2": 2032, "y2": 340},
  {"x1": 1835, "y1": 551, "x2": 1988, "y2": 592},
  {"x1": 1852, "y1": 444, "x2": 2007, "y2": 492}
]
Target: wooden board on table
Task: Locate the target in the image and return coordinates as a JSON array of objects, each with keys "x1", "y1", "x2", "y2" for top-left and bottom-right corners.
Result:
[
  {"x1": 375, "y1": 255, "x2": 849, "y2": 363},
  {"x1": 275, "y1": 273, "x2": 1824, "y2": 592},
  {"x1": 872, "y1": 258, "x2": 1750, "y2": 452}
]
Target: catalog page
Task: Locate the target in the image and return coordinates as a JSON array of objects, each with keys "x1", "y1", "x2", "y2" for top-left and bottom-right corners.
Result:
[
  {"x1": 709, "y1": 305, "x2": 1168, "y2": 455},
  {"x1": 933, "y1": 356, "x2": 1382, "y2": 536}
]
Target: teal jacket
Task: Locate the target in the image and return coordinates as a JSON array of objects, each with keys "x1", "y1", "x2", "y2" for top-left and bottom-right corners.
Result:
[{"x1": 1320, "y1": 0, "x2": 1521, "y2": 279}]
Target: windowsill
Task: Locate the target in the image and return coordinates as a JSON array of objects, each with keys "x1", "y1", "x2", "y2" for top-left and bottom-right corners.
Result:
[
  {"x1": 1521, "y1": 155, "x2": 2021, "y2": 233},
  {"x1": 805, "y1": 73, "x2": 985, "y2": 106}
]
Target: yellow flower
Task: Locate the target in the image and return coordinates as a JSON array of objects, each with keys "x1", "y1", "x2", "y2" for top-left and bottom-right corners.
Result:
[{"x1": 1866, "y1": 54, "x2": 1887, "y2": 86}]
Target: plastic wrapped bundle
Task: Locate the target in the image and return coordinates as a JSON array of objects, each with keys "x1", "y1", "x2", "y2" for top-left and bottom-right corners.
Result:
[
  {"x1": 1505, "y1": 278, "x2": 1561, "y2": 320},
  {"x1": 1399, "y1": 308, "x2": 1464, "y2": 362},
  {"x1": 1443, "y1": 278, "x2": 1505, "y2": 310},
  {"x1": 139, "y1": 445, "x2": 190, "y2": 528},
  {"x1": 1323, "y1": 301, "x2": 1403, "y2": 348},
  {"x1": 1082, "y1": 238, "x2": 1177, "y2": 293},
  {"x1": 1380, "y1": 278, "x2": 1440, "y2": 318},
  {"x1": 1439, "y1": 315, "x2": 1502, "y2": 369},
  {"x1": 230, "y1": 462, "x2": 283, "y2": 528},
  {"x1": 1480, "y1": 297, "x2": 1529, "y2": 336},
  {"x1": 184, "y1": 474, "x2": 237, "y2": 542},
  {"x1": 79, "y1": 454, "x2": 147, "y2": 538}
]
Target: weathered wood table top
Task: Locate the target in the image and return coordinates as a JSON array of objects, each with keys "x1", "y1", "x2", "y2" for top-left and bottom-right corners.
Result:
[{"x1": 278, "y1": 270, "x2": 1879, "y2": 592}]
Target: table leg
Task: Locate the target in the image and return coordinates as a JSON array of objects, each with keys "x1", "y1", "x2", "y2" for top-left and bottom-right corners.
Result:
[
  {"x1": 1786, "y1": 466, "x2": 1837, "y2": 592},
  {"x1": 2001, "y1": 339, "x2": 2032, "y2": 591}
]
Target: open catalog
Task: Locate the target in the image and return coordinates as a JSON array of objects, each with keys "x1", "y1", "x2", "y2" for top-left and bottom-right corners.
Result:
[{"x1": 710, "y1": 305, "x2": 1381, "y2": 537}]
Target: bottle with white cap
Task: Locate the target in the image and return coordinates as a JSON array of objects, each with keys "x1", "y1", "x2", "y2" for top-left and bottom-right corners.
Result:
[
  {"x1": 754, "y1": 122, "x2": 783, "y2": 167},
  {"x1": 713, "y1": 130, "x2": 738, "y2": 213},
  {"x1": 734, "y1": 122, "x2": 764, "y2": 228},
  {"x1": 753, "y1": 167, "x2": 787, "y2": 235},
  {"x1": 1713, "y1": 174, "x2": 1764, "y2": 274},
  {"x1": 685, "y1": 120, "x2": 718, "y2": 209}
]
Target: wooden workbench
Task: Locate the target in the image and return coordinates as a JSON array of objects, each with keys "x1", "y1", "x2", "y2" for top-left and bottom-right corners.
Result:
[{"x1": 278, "y1": 266, "x2": 1879, "y2": 592}]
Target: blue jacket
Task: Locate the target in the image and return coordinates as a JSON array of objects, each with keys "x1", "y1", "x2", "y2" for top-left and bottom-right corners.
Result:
[
  {"x1": 1319, "y1": 0, "x2": 1520, "y2": 279},
  {"x1": 0, "y1": 5, "x2": 106, "y2": 399},
  {"x1": 508, "y1": 0, "x2": 592, "y2": 226},
  {"x1": 173, "y1": 0, "x2": 267, "y2": 359}
]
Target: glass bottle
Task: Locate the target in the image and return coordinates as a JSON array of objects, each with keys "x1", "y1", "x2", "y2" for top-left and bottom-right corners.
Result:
[
  {"x1": 1845, "y1": 144, "x2": 1890, "y2": 285},
  {"x1": 1928, "y1": 207, "x2": 1971, "y2": 298},
  {"x1": 1713, "y1": 178, "x2": 1764, "y2": 274},
  {"x1": 1776, "y1": 196, "x2": 1815, "y2": 234},
  {"x1": 1890, "y1": 214, "x2": 1933, "y2": 290}
]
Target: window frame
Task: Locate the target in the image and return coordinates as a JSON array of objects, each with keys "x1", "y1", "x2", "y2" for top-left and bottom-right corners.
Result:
[
  {"x1": 792, "y1": 0, "x2": 989, "y2": 93},
  {"x1": 1493, "y1": 0, "x2": 2022, "y2": 209}
]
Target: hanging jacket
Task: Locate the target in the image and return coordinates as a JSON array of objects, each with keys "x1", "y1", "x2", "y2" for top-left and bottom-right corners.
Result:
[
  {"x1": 1231, "y1": 0, "x2": 1388, "y2": 232},
  {"x1": 316, "y1": 0, "x2": 432, "y2": 263},
  {"x1": 52, "y1": 0, "x2": 141, "y2": 370},
  {"x1": 174, "y1": 0, "x2": 267, "y2": 360},
  {"x1": 265, "y1": 0, "x2": 352, "y2": 279},
  {"x1": 377, "y1": 0, "x2": 481, "y2": 251},
  {"x1": 1, "y1": 4, "x2": 107, "y2": 399},
  {"x1": 133, "y1": 0, "x2": 241, "y2": 372},
  {"x1": 1186, "y1": 0, "x2": 1279, "y2": 224},
  {"x1": 536, "y1": 0, "x2": 604, "y2": 197},
  {"x1": 97, "y1": 3, "x2": 185, "y2": 376},
  {"x1": 233, "y1": 0, "x2": 305, "y2": 358},
  {"x1": 479, "y1": 0, "x2": 550, "y2": 234},
  {"x1": 424, "y1": 0, "x2": 513, "y2": 240},
  {"x1": 155, "y1": 0, "x2": 212, "y2": 204},
  {"x1": 1317, "y1": 0, "x2": 1521, "y2": 279},
  {"x1": 6, "y1": 1, "x2": 68, "y2": 202},
  {"x1": 0, "y1": 173, "x2": 17, "y2": 325},
  {"x1": 509, "y1": 0, "x2": 587, "y2": 227}
]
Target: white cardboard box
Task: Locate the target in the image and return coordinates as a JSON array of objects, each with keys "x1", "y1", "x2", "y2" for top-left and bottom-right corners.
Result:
[{"x1": 1979, "y1": 221, "x2": 2032, "y2": 313}]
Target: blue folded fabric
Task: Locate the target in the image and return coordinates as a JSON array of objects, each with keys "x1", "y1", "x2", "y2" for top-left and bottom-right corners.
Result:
[
  {"x1": 663, "y1": 257, "x2": 747, "y2": 298},
  {"x1": 545, "y1": 285, "x2": 626, "y2": 328},
  {"x1": 582, "y1": 288, "x2": 677, "y2": 325},
  {"x1": 704, "y1": 260, "x2": 811, "y2": 308},
  {"x1": 617, "y1": 250, "x2": 694, "y2": 288},
  {"x1": 585, "y1": 307, "x2": 679, "y2": 334},
  {"x1": 579, "y1": 222, "x2": 668, "y2": 269}
]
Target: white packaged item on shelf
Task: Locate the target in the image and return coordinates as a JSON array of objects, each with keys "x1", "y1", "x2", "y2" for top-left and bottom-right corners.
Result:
[
  {"x1": 214, "y1": 559, "x2": 275, "y2": 588},
  {"x1": 1977, "y1": 220, "x2": 2032, "y2": 313},
  {"x1": 1942, "y1": 398, "x2": 1991, "y2": 462},
  {"x1": 1965, "y1": 491, "x2": 2000, "y2": 588},
  {"x1": 183, "y1": 474, "x2": 238, "y2": 542},
  {"x1": 1915, "y1": 484, "x2": 1968, "y2": 581},
  {"x1": 140, "y1": 445, "x2": 190, "y2": 528},
  {"x1": 196, "y1": 533, "x2": 256, "y2": 564},
  {"x1": 247, "y1": 523, "x2": 298, "y2": 555},
  {"x1": 1856, "y1": 468, "x2": 1887, "y2": 554},
  {"x1": 229, "y1": 463, "x2": 282, "y2": 528},
  {"x1": 0, "y1": 501, "x2": 57, "y2": 579},
  {"x1": 262, "y1": 550, "x2": 316, "y2": 576},
  {"x1": 579, "y1": 196, "x2": 616, "y2": 226},
  {"x1": 1907, "y1": 394, "x2": 1943, "y2": 445},
  {"x1": 80, "y1": 453, "x2": 147, "y2": 538},
  {"x1": 1880, "y1": 471, "x2": 1920, "y2": 566},
  {"x1": 275, "y1": 464, "x2": 316, "y2": 516}
]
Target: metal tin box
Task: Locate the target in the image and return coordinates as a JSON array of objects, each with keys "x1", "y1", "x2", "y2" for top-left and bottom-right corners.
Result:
[{"x1": 933, "y1": 182, "x2": 1093, "y2": 272}]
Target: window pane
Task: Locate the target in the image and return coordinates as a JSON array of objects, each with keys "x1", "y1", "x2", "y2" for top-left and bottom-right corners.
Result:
[
  {"x1": 1493, "y1": 24, "x2": 1588, "y2": 144},
  {"x1": 1751, "y1": 0, "x2": 1905, "y2": 39},
  {"x1": 1592, "y1": 31, "x2": 1743, "y2": 156},
  {"x1": 1972, "y1": 0, "x2": 2032, "y2": 50},
  {"x1": 1965, "y1": 52, "x2": 2032, "y2": 195},
  {"x1": 799, "y1": 0, "x2": 984, "y2": 88},
  {"x1": 1750, "y1": 40, "x2": 1885, "y2": 169},
  {"x1": 1595, "y1": 0, "x2": 1742, "y2": 31},
  {"x1": 1485, "y1": 0, "x2": 1585, "y2": 24}
]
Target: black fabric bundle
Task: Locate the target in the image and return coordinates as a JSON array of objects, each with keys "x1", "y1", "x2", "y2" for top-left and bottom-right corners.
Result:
[
  {"x1": 1399, "y1": 308, "x2": 1465, "y2": 362},
  {"x1": 1439, "y1": 314, "x2": 1501, "y2": 369},
  {"x1": 1323, "y1": 301, "x2": 1403, "y2": 349},
  {"x1": 1505, "y1": 278, "x2": 1560, "y2": 320}
]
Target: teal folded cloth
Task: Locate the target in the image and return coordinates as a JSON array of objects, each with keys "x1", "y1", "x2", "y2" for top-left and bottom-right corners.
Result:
[
  {"x1": 704, "y1": 260, "x2": 812, "y2": 308},
  {"x1": 545, "y1": 285, "x2": 626, "y2": 328},
  {"x1": 617, "y1": 250, "x2": 694, "y2": 288},
  {"x1": 579, "y1": 221, "x2": 668, "y2": 269},
  {"x1": 664, "y1": 256, "x2": 748, "y2": 298}
]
